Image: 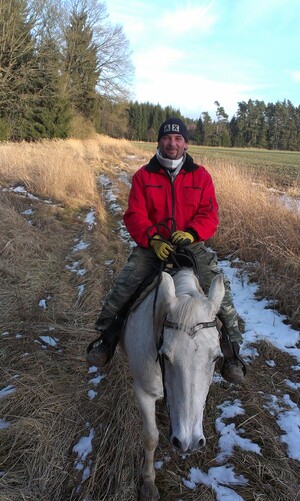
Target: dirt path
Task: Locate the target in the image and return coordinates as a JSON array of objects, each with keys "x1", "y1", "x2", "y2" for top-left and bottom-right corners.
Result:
[{"x1": 1, "y1": 162, "x2": 299, "y2": 501}]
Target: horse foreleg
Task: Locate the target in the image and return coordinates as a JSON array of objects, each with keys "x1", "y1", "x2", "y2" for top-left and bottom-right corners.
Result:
[{"x1": 135, "y1": 386, "x2": 160, "y2": 500}]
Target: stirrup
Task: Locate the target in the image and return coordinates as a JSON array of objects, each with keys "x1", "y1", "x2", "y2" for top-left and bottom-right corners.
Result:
[{"x1": 234, "y1": 352, "x2": 247, "y2": 376}]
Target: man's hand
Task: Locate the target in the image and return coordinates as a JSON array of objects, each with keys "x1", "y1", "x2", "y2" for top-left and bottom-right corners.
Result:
[
  {"x1": 171, "y1": 230, "x2": 194, "y2": 246},
  {"x1": 150, "y1": 235, "x2": 174, "y2": 261}
]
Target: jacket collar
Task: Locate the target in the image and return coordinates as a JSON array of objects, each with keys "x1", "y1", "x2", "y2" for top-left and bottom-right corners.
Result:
[{"x1": 145, "y1": 152, "x2": 198, "y2": 173}]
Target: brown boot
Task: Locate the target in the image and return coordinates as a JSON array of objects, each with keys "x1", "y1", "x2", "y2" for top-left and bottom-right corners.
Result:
[
  {"x1": 221, "y1": 357, "x2": 245, "y2": 384},
  {"x1": 221, "y1": 338, "x2": 246, "y2": 384},
  {"x1": 86, "y1": 337, "x2": 111, "y2": 368},
  {"x1": 86, "y1": 320, "x2": 121, "y2": 368}
]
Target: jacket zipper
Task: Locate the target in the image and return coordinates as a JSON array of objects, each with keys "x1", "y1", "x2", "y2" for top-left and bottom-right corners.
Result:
[{"x1": 171, "y1": 178, "x2": 175, "y2": 226}]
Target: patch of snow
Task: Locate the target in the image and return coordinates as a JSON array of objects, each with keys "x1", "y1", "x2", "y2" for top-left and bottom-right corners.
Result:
[
  {"x1": 38, "y1": 299, "x2": 47, "y2": 309},
  {"x1": 84, "y1": 210, "x2": 96, "y2": 228},
  {"x1": 78, "y1": 284, "x2": 85, "y2": 297},
  {"x1": 183, "y1": 465, "x2": 248, "y2": 501},
  {"x1": 72, "y1": 240, "x2": 90, "y2": 253},
  {"x1": 73, "y1": 425, "x2": 95, "y2": 486},
  {"x1": 215, "y1": 399, "x2": 261, "y2": 463},
  {"x1": 104, "y1": 259, "x2": 114, "y2": 266},
  {"x1": 284, "y1": 379, "x2": 300, "y2": 390},
  {"x1": 88, "y1": 366, "x2": 98, "y2": 373},
  {"x1": 263, "y1": 393, "x2": 300, "y2": 460},
  {"x1": 0, "y1": 385, "x2": 16, "y2": 399},
  {"x1": 37, "y1": 336, "x2": 59, "y2": 347},
  {"x1": 266, "y1": 360, "x2": 276, "y2": 367},
  {"x1": 221, "y1": 260, "x2": 300, "y2": 363},
  {"x1": 0, "y1": 419, "x2": 11, "y2": 429},
  {"x1": 98, "y1": 174, "x2": 110, "y2": 187},
  {"x1": 119, "y1": 171, "x2": 132, "y2": 187},
  {"x1": 87, "y1": 390, "x2": 97, "y2": 400},
  {"x1": 21, "y1": 208, "x2": 34, "y2": 215},
  {"x1": 89, "y1": 375, "x2": 106, "y2": 385}
]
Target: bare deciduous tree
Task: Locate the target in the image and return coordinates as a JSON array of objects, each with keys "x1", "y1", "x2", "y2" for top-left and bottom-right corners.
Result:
[{"x1": 63, "y1": 0, "x2": 134, "y2": 101}]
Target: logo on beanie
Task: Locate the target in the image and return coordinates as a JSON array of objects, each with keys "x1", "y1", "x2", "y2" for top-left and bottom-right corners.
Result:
[{"x1": 164, "y1": 124, "x2": 180, "y2": 134}]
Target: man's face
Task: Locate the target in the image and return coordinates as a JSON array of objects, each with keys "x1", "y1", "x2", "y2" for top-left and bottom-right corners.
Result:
[{"x1": 158, "y1": 134, "x2": 188, "y2": 160}]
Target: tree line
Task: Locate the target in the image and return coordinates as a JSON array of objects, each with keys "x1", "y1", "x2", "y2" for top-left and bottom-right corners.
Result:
[
  {"x1": 127, "y1": 99, "x2": 300, "y2": 151},
  {"x1": 1, "y1": 1, "x2": 299, "y2": 151}
]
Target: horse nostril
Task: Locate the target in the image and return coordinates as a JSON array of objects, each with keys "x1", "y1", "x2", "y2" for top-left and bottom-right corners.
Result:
[
  {"x1": 198, "y1": 437, "x2": 206, "y2": 449},
  {"x1": 171, "y1": 435, "x2": 206, "y2": 452},
  {"x1": 171, "y1": 436, "x2": 182, "y2": 450}
]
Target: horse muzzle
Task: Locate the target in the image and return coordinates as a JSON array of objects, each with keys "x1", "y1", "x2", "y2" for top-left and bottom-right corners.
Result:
[{"x1": 170, "y1": 432, "x2": 206, "y2": 453}]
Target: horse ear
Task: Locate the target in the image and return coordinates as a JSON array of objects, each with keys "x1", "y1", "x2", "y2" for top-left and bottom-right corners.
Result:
[
  {"x1": 160, "y1": 272, "x2": 176, "y2": 301},
  {"x1": 208, "y1": 274, "x2": 225, "y2": 312},
  {"x1": 154, "y1": 272, "x2": 177, "y2": 329}
]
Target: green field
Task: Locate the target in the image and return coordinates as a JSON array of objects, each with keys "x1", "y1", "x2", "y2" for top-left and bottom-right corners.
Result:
[{"x1": 134, "y1": 142, "x2": 300, "y2": 189}]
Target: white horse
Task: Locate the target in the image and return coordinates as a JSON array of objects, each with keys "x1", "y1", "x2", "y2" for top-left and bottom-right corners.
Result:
[{"x1": 123, "y1": 268, "x2": 225, "y2": 500}]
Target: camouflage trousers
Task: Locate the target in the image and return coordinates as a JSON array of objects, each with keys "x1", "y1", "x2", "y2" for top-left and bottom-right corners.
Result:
[{"x1": 95, "y1": 242, "x2": 243, "y2": 344}]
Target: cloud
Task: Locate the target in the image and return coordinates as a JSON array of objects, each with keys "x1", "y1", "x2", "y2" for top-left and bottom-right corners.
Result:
[
  {"x1": 107, "y1": 0, "x2": 299, "y2": 116},
  {"x1": 134, "y1": 70, "x2": 258, "y2": 118},
  {"x1": 133, "y1": 47, "x2": 185, "y2": 75},
  {"x1": 106, "y1": 0, "x2": 149, "y2": 43},
  {"x1": 291, "y1": 71, "x2": 300, "y2": 82},
  {"x1": 157, "y1": 1, "x2": 218, "y2": 35},
  {"x1": 131, "y1": 41, "x2": 264, "y2": 118}
]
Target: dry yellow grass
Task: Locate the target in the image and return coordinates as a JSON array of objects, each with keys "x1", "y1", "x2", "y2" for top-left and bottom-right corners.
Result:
[
  {"x1": 0, "y1": 135, "x2": 299, "y2": 501},
  {"x1": 0, "y1": 136, "x2": 142, "y2": 211},
  {"x1": 204, "y1": 162, "x2": 300, "y2": 328}
]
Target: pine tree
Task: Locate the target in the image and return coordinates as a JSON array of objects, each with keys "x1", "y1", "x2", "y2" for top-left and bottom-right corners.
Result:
[
  {"x1": 201, "y1": 112, "x2": 214, "y2": 145},
  {"x1": 64, "y1": 6, "x2": 99, "y2": 119},
  {"x1": 25, "y1": 34, "x2": 71, "y2": 139},
  {"x1": 194, "y1": 117, "x2": 204, "y2": 145},
  {"x1": 213, "y1": 101, "x2": 229, "y2": 146},
  {"x1": 0, "y1": 0, "x2": 37, "y2": 139}
]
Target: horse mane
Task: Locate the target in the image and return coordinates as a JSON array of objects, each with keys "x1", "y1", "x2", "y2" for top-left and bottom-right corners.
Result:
[
  {"x1": 173, "y1": 268, "x2": 203, "y2": 297},
  {"x1": 170, "y1": 269, "x2": 210, "y2": 331}
]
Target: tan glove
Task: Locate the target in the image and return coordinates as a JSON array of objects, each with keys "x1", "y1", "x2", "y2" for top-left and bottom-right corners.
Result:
[
  {"x1": 171, "y1": 230, "x2": 195, "y2": 245},
  {"x1": 150, "y1": 235, "x2": 174, "y2": 261}
]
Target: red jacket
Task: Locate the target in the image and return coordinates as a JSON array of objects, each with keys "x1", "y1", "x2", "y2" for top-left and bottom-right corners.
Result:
[{"x1": 123, "y1": 153, "x2": 219, "y2": 248}]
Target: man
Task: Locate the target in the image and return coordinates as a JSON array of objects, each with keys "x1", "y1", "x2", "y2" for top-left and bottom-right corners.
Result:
[{"x1": 87, "y1": 117, "x2": 246, "y2": 384}]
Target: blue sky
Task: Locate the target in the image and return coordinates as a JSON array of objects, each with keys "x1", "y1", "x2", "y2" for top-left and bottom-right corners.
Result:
[{"x1": 105, "y1": 0, "x2": 300, "y2": 119}]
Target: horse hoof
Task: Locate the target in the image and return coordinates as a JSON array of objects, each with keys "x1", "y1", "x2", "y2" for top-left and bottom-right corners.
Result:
[{"x1": 139, "y1": 481, "x2": 160, "y2": 500}]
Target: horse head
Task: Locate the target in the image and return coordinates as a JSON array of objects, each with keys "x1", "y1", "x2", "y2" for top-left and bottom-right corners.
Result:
[
  {"x1": 158, "y1": 269, "x2": 225, "y2": 454},
  {"x1": 124, "y1": 267, "x2": 225, "y2": 499}
]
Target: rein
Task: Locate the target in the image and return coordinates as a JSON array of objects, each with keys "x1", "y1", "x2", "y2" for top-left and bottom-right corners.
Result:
[{"x1": 148, "y1": 218, "x2": 219, "y2": 401}]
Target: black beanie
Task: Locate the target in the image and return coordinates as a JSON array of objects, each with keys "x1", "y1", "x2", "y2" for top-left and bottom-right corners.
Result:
[{"x1": 157, "y1": 117, "x2": 189, "y2": 142}]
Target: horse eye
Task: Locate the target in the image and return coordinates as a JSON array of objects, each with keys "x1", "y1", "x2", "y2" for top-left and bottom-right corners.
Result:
[{"x1": 159, "y1": 350, "x2": 170, "y2": 362}]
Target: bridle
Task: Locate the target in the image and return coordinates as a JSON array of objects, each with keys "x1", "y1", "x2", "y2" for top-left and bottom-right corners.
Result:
[
  {"x1": 157, "y1": 315, "x2": 219, "y2": 405},
  {"x1": 163, "y1": 318, "x2": 218, "y2": 338},
  {"x1": 148, "y1": 218, "x2": 221, "y2": 399}
]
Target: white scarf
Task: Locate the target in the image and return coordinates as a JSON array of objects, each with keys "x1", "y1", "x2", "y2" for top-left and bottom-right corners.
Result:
[{"x1": 156, "y1": 149, "x2": 186, "y2": 179}]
